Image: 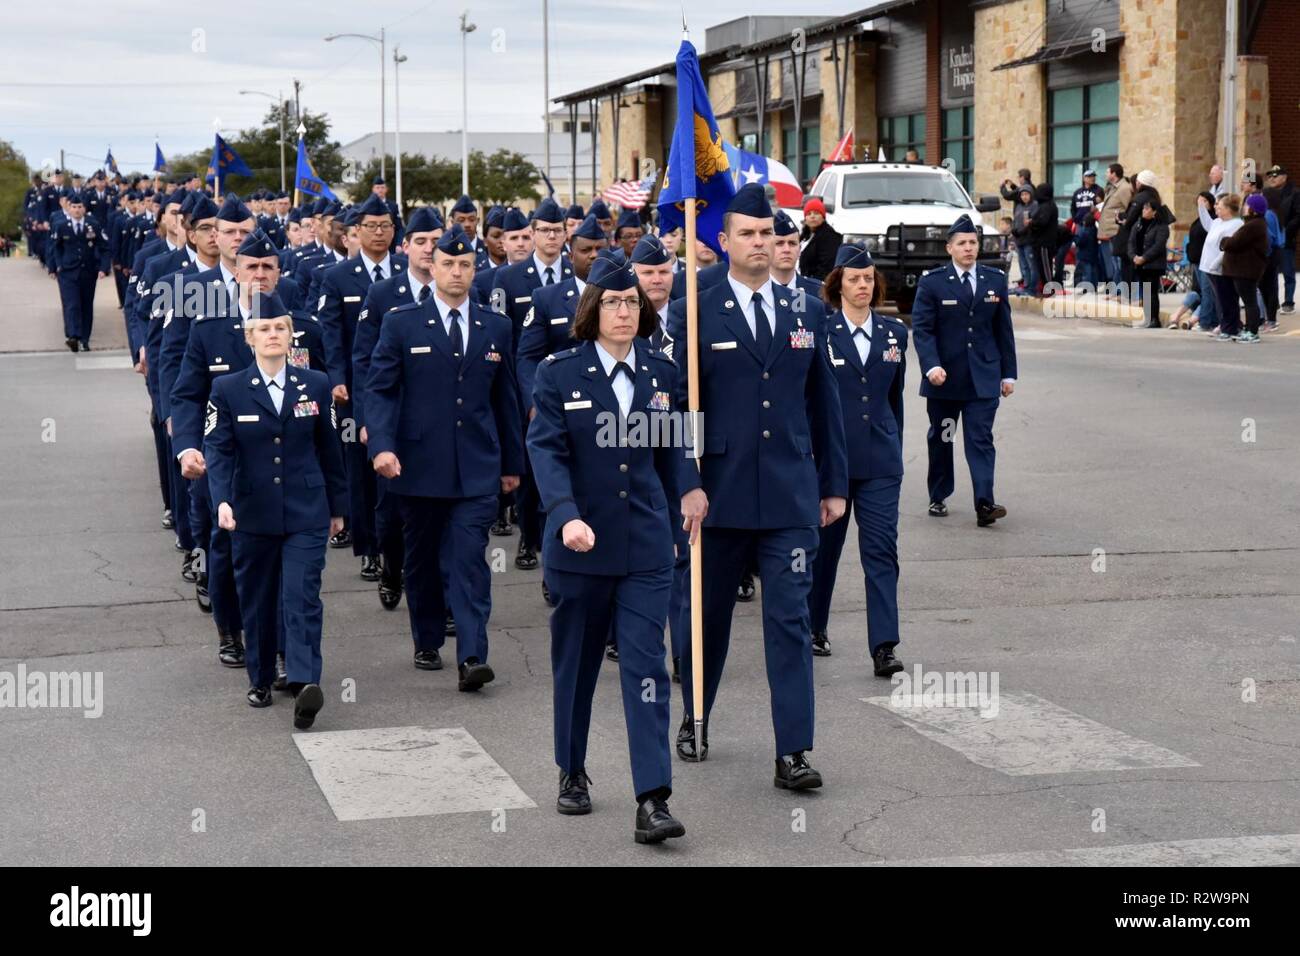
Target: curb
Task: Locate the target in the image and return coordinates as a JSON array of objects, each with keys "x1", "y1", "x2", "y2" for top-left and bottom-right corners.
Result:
[{"x1": 1007, "y1": 294, "x2": 1162, "y2": 327}]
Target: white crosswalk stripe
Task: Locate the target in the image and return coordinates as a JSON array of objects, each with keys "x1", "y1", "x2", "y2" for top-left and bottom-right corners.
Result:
[{"x1": 867, "y1": 833, "x2": 1300, "y2": 867}]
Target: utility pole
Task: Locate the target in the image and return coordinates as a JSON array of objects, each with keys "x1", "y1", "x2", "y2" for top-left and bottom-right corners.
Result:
[
  {"x1": 542, "y1": 0, "x2": 551, "y2": 191},
  {"x1": 1223, "y1": 0, "x2": 1239, "y2": 185}
]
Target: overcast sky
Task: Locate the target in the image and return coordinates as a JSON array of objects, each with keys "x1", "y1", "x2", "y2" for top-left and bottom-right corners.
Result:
[{"x1": 1, "y1": 0, "x2": 864, "y2": 175}]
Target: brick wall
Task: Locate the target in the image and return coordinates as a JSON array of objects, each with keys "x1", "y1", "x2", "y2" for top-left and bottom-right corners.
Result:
[{"x1": 1247, "y1": 5, "x2": 1300, "y2": 175}]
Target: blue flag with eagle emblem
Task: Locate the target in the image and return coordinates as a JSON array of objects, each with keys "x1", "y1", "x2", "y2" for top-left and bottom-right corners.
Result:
[{"x1": 657, "y1": 40, "x2": 734, "y2": 257}]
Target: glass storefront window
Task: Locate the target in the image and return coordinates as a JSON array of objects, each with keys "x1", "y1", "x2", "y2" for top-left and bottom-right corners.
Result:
[{"x1": 1049, "y1": 81, "x2": 1119, "y2": 216}]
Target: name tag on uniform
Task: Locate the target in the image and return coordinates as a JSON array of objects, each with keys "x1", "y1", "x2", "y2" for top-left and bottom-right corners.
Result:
[
  {"x1": 549, "y1": 318, "x2": 568, "y2": 325},
  {"x1": 711, "y1": 341, "x2": 738, "y2": 351},
  {"x1": 514, "y1": 296, "x2": 532, "y2": 304},
  {"x1": 942, "y1": 299, "x2": 958, "y2": 305},
  {"x1": 208, "y1": 363, "x2": 230, "y2": 372},
  {"x1": 410, "y1": 346, "x2": 432, "y2": 354},
  {"x1": 236, "y1": 414, "x2": 259, "y2": 423},
  {"x1": 288, "y1": 347, "x2": 309, "y2": 368},
  {"x1": 484, "y1": 351, "x2": 502, "y2": 363},
  {"x1": 294, "y1": 400, "x2": 320, "y2": 417},
  {"x1": 789, "y1": 329, "x2": 815, "y2": 349},
  {"x1": 564, "y1": 400, "x2": 592, "y2": 410},
  {"x1": 648, "y1": 391, "x2": 672, "y2": 411},
  {"x1": 343, "y1": 295, "x2": 362, "y2": 303}
]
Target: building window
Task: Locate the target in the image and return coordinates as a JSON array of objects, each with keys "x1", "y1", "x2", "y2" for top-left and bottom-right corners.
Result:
[
  {"x1": 781, "y1": 116, "x2": 821, "y2": 187},
  {"x1": 580, "y1": 121, "x2": 591, "y2": 133},
  {"x1": 1049, "y1": 80, "x2": 1119, "y2": 216},
  {"x1": 878, "y1": 113, "x2": 926, "y2": 162},
  {"x1": 942, "y1": 106, "x2": 974, "y2": 193},
  {"x1": 740, "y1": 130, "x2": 773, "y2": 158}
]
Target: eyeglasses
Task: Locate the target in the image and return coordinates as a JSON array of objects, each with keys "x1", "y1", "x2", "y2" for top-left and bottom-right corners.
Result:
[
  {"x1": 599, "y1": 295, "x2": 641, "y2": 312},
  {"x1": 358, "y1": 222, "x2": 393, "y2": 233},
  {"x1": 191, "y1": 223, "x2": 216, "y2": 234},
  {"x1": 534, "y1": 226, "x2": 564, "y2": 238}
]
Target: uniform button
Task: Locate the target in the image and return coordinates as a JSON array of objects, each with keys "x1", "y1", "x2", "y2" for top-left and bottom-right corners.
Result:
[
  {"x1": 968, "y1": 327, "x2": 973, "y2": 332},
  {"x1": 862, "y1": 414, "x2": 869, "y2": 421},
  {"x1": 762, "y1": 429, "x2": 771, "y2": 438},
  {"x1": 273, "y1": 456, "x2": 281, "y2": 464},
  {"x1": 458, "y1": 375, "x2": 464, "y2": 382},
  {"x1": 762, "y1": 400, "x2": 770, "y2": 408},
  {"x1": 860, "y1": 377, "x2": 867, "y2": 384},
  {"x1": 456, "y1": 398, "x2": 463, "y2": 406},
  {"x1": 762, "y1": 372, "x2": 770, "y2": 380},
  {"x1": 273, "y1": 437, "x2": 281, "y2": 445},
  {"x1": 861, "y1": 395, "x2": 869, "y2": 402},
  {"x1": 456, "y1": 420, "x2": 463, "y2": 427},
  {"x1": 619, "y1": 490, "x2": 628, "y2": 498},
  {"x1": 619, "y1": 464, "x2": 628, "y2": 473},
  {"x1": 968, "y1": 343, "x2": 973, "y2": 348},
  {"x1": 273, "y1": 476, "x2": 281, "y2": 484}
]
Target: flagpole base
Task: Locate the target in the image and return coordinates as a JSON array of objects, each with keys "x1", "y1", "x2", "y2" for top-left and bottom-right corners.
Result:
[{"x1": 693, "y1": 717, "x2": 706, "y2": 763}]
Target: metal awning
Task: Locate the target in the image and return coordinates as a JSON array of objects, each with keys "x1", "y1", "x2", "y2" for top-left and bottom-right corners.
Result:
[{"x1": 993, "y1": 32, "x2": 1125, "y2": 71}]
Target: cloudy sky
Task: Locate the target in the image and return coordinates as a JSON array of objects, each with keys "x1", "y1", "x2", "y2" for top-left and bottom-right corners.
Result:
[{"x1": 1, "y1": 0, "x2": 865, "y2": 175}]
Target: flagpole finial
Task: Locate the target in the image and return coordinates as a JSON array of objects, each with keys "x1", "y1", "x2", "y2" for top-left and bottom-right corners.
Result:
[
  {"x1": 681, "y1": 7, "x2": 688, "y2": 39},
  {"x1": 296, "y1": 122, "x2": 307, "y2": 138}
]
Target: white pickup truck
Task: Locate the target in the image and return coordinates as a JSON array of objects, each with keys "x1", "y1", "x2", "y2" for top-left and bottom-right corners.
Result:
[{"x1": 797, "y1": 162, "x2": 1004, "y2": 312}]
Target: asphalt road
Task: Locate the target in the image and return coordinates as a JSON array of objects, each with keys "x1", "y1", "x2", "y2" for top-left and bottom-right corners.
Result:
[{"x1": 1, "y1": 256, "x2": 1297, "y2": 866}]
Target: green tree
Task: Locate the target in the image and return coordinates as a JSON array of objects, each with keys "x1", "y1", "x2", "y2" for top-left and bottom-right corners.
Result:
[
  {"x1": 353, "y1": 154, "x2": 461, "y2": 216},
  {"x1": 471, "y1": 149, "x2": 541, "y2": 205},
  {"x1": 0, "y1": 139, "x2": 31, "y2": 238}
]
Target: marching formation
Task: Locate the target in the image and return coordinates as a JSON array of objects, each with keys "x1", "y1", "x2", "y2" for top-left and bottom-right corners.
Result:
[{"x1": 21, "y1": 168, "x2": 1018, "y2": 845}]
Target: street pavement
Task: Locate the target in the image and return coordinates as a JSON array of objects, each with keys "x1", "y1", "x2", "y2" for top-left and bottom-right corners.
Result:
[{"x1": 2, "y1": 255, "x2": 1298, "y2": 866}]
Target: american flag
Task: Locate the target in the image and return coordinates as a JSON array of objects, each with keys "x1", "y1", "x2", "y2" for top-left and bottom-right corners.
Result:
[{"x1": 602, "y1": 173, "x2": 656, "y2": 210}]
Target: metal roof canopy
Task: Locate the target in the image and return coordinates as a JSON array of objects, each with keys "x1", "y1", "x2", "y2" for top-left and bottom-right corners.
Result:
[{"x1": 993, "y1": 32, "x2": 1126, "y2": 71}]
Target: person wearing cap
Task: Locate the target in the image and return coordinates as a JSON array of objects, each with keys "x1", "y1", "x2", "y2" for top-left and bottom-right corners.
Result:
[
  {"x1": 354, "y1": 205, "x2": 445, "y2": 617},
  {"x1": 487, "y1": 198, "x2": 573, "y2": 568},
  {"x1": 108, "y1": 190, "x2": 137, "y2": 307},
  {"x1": 1263, "y1": 165, "x2": 1297, "y2": 314},
  {"x1": 613, "y1": 208, "x2": 644, "y2": 258},
  {"x1": 291, "y1": 199, "x2": 341, "y2": 296},
  {"x1": 478, "y1": 205, "x2": 508, "y2": 273},
  {"x1": 204, "y1": 292, "x2": 346, "y2": 725},
  {"x1": 1115, "y1": 170, "x2": 1161, "y2": 294},
  {"x1": 23, "y1": 173, "x2": 46, "y2": 260},
  {"x1": 1070, "y1": 170, "x2": 1106, "y2": 287},
  {"x1": 472, "y1": 207, "x2": 531, "y2": 308},
  {"x1": 367, "y1": 225, "x2": 524, "y2": 689},
  {"x1": 563, "y1": 203, "x2": 585, "y2": 245},
  {"x1": 1241, "y1": 174, "x2": 1285, "y2": 331},
  {"x1": 911, "y1": 214, "x2": 1017, "y2": 526},
  {"x1": 666, "y1": 183, "x2": 848, "y2": 788},
  {"x1": 257, "y1": 191, "x2": 287, "y2": 250},
  {"x1": 586, "y1": 199, "x2": 614, "y2": 242},
  {"x1": 668, "y1": 236, "x2": 723, "y2": 301},
  {"x1": 48, "y1": 191, "x2": 110, "y2": 352},
  {"x1": 318, "y1": 193, "x2": 408, "y2": 576},
  {"x1": 1097, "y1": 163, "x2": 1132, "y2": 289},
  {"x1": 450, "y1": 194, "x2": 487, "y2": 263},
  {"x1": 1216, "y1": 193, "x2": 1272, "y2": 343},
  {"x1": 371, "y1": 177, "x2": 405, "y2": 251},
  {"x1": 278, "y1": 207, "x2": 306, "y2": 272},
  {"x1": 808, "y1": 244, "x2": 907, "y2": 668},
  {"x1": 526, "y1": 255, "x2": 686, "y2": 843},
  {"x1": 771, "y1": 209, "x2": 824, "y2": 305},
  {"x1": 1128, "y1": 197, "x2": 1175, "y2": 329},
  {"x1": 797, "y1": 197, "x2": 843, "y2": 281}
]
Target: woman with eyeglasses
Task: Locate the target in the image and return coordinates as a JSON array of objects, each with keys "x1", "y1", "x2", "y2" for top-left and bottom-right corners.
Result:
[{"x1": 526, "y1": 255, "x2": 685, "y2": 845}]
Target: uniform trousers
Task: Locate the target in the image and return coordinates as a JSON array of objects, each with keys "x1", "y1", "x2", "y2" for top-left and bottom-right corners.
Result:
[
  {"x1": 549, "y1": 565, "x2": 673, "y2": 798},
  {"x1": 809, "y1": 476, "x2": 901, "y2": 654},
  {"x1": 190, "y1": 473, "x2": 242, "y2": 635},
  {"x1": 679, "y1": 525, "x2": 817, "y2": 757},
  {"x1": 57, "y1": 269, "x2": 97, "y2": 342},
  {"x1": 925, "y1": 396, "x2": 1000, "y2": 509},
  {"x1": 232, "y1": 526, "x2": 327, "y2": 689}
]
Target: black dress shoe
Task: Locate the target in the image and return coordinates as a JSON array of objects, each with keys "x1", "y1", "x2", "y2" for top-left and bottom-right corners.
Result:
[
  {"x1": 928, "y1": 501, "x2": 949, "y2": 517},
  {"x1": 173, "y1": 537, "x2": 186, "y2": 552},
  {"x1": 605, "y1": 642, "x2": 619, "y2": 662},
  {"x1": 79, "y1": 341, "x2": 90, "y2": 352},
  {"x1": 675, "y1": 713, "x2": 708, "y2": 761},
  {"x1": 507, "y1": 505, "x2": 518, "y2": 525},
  {"x1": 444, "y1": 610, "x2": 456, "y2": 637},
  {"x1": 873, "y1": 644, "x2": 903, "y2": 677},
  {"x1": 180, "y1": 550, "x2": 198, "y2": 583},
  {"x1": 66, "y1": 337, "x2": 79, "y2": 353},
  {"x1": 218, "y1": 631, "x2": 245, "y2": 668},
  {"x1": 272, "y1": 653, "x2": 288, "y2": 691},
  {"x1": 359, "y1": 555, "x2": 381, "y2": 581},
  {"x1": 672, "y1": 656, "x2": 680, "y2": 684},
  {"x1": 161, "y1": 509, "x2": 174, "y2": 530},
  {"x1": 774, "y1": 752, "x2": 823, "y2": 790},
  {"x1": 541, "y1": 580, "x2": 557, "y2": 607},
  {"x1": 246, "y1": 686, "x2": 273, "y2": 708},
  {"x1": 556, "y1": 769, "x2": 592, "y2": 815},
  {"x1": 635, "y1": 796, "x2": 685, "y2": 844},
  {"x1": 490, "y1": 518, "x2": 514, "y2": 537},
  {"x1": 976, "y1": 501, "x2": 1007, "y2": 527},
  {"x1": 736, "y1": 571, "x2": 756, "y2": 602},
  {"x1": 328, "y1": 529, "x2": 351, "y2": 549},
  {"x1": 811, "y1": 630, "x2": 831, "y2": 657},
  {"x1": 413, "y1": 649, "x2": 442, "y2": 671},
  {"x1": 196, "y1": 575, "x2": 212, "y2": 614},
  {"x1": 293, "y1": 683, "x2": 325, "y2": 729},
  {"x1": 515, "y1": 542, "x2": 538, "y2": 570},
  {"x1": 378, "y1": 579, "x2": 402, "y2": 610},
  {"x1": 458, "y1": 658, "x2": 495, "y2": 692}
]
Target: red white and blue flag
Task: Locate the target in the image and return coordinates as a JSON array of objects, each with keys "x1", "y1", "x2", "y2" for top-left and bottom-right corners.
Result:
[
  {"x1": 603, "y1": 173, "x2": 656, "y2": 210},
  {"x1": 722, "y1": 143, "x2": 804, "y2": 208}
]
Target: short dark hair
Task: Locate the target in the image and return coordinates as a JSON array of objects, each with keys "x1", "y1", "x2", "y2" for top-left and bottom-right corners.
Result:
[
  {"x1": 1018, "y1": 168, "x2": 1032, "y2": 181},
  {"x1": 570, "y1": 282, "x2": 658, "y2": 341},
  {"x1": 821, "y1": 265, "x2": 887, "y2": 311},
  {"x1": 1108, "y1": 162, "x2": 1125, "y2": 179}
]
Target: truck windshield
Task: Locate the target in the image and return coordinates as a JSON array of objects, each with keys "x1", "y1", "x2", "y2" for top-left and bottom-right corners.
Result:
[{"x1": 842, "y1": 173, "x2": 970, "y2": 208}]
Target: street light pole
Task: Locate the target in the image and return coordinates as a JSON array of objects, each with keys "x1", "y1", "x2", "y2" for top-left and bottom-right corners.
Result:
[
  {"x1": 542, "y1": 0, "x2": 551, "y2": 194},
  {"x1": 394, "y1": 46, "x2": 408, "y2": 212},
  {"x1": 460, "y1": 11, "x2": 477, "y2": 196},
  {"x1": 324, "y1": 32, "x2": 387, "y2": 181},
  {"x1": 239, "y1": 88, "x2": 287, "y2": 191}
]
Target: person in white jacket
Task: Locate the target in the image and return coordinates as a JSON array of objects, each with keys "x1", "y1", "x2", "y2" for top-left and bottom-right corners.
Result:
[{"x1": 1197, "y1": 193, "x2": 1243, "y2": 336}]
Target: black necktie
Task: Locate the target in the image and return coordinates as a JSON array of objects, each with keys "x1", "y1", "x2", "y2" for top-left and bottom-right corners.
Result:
[
  {"x1": 373, "y1": 264, "x2": 384, "y2": 283},
  {"x1": 610, "y1": 361, "x2": 634, "y2": 383},
  {"x1": 962, "y1": 272, "x2": 974, "y2": 299},
  {"x1": 447, "y1": 308, "x2": 463, "y2": 359},
  {"x1": 752, "y1": 293, "x2": 771, "y2": 355},
  {"x1": 544, "y1": 266, "x2": 555, "y2": 285},
  {"x1": 417, "y1": 285, "x2": 431, "y2": 303}
]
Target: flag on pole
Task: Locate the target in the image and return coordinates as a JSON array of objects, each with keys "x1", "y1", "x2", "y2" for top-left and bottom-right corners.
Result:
[
  {"x1": 207, "y1": 134, "x2": 253, "y2": 182},
  {"x1": 602, "y1": 172, "x2": 656, "y2": 210},
  {"x1": 153, "y1": 144, "x2": 167, "y2": 173},
  {"x1": 294, "y1": 138, "x2": 338, "y2": 201},
  {"x1": 539, "y1": 169, "x2": 556, "y2": 199},
  {"x1": 721, "y1": 143, "x2": 804, "y2": 209},
  {"x1": 828, "y1": 127, "x2": 854, "y2": 163},
  {"x1": 878, "y1": 146, "x2": 887, "y2": 161},
  {"x1": 104, "y1": 149, "x2": 120, "y2": 176},
  {"x1": 657, "y1": 40, "x2": 734, "y2": 255}
]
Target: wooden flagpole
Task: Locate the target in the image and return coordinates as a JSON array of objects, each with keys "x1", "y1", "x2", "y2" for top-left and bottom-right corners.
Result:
[{"x1": 684, "y1": 187, "x2": 705, "y2": 760}]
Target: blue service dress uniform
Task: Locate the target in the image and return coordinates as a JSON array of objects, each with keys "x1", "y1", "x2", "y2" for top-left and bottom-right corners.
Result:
[
  {"x1": 204, "y1": 364, "x2": 348, "y2": 692},
  {"x1": 910, "y1": 263, "x2": 1018, "y2": 510},
  {"x1": 516, "y1": 276, "x2": 584, "y2": 409},
  {"x1": 50, "y1": 215, "x2": 109, "y2": 344},
  {"x1": 808, "y1": 310, "x2": 907, "y2": 653},
  {"x1": 666, "y1": 278, "x2": 848, "y2": 756},
  {"x1": 527, "y1": 340, "x2": 681, "y2": 799},
  {"x1": 365, "y1": 294, "x2": 524, "y2": 667}
]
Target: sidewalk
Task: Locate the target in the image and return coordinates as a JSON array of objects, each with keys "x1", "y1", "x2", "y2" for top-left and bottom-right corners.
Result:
[{"x1": 0, "y1": 256, "x2": 130, "y2": 353}]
